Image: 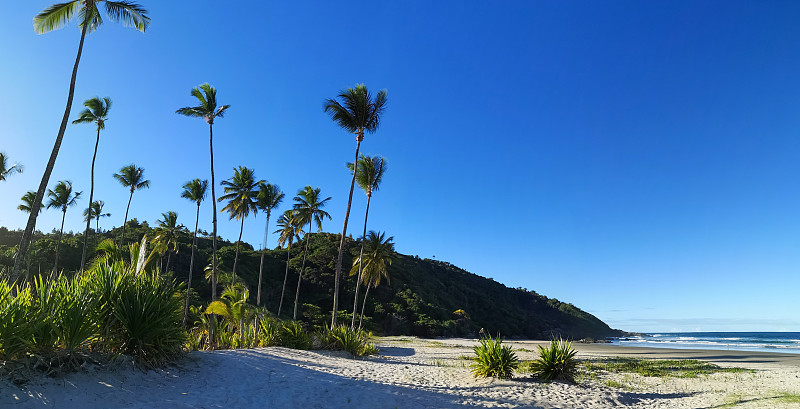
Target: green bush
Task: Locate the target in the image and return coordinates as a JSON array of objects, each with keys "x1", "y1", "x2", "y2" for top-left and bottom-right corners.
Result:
[
  {"x1": 107, "y1": 271, "x2": 186, "y2": 366},
  {"x1": 320, "y1": 325, "x2": 379, "y2": 357},
  {"x1": 258, "y1": 318, "x2": 282, "y2": 347},
  {"x1": 32, "y1": 274, "x2": 97, "y2": 356},
  {"x1": 280, "y1": 321, "x2": 312, "y2": 350},
  {"x1": 471, "y1": 332, "x2": 518, "y2": 379},
  {"x1": 0, "y1": 281, "x2": 34, "y2": 360},
  {"x1": 529, "y1": 337, "x2": 578, "y2": 382}
]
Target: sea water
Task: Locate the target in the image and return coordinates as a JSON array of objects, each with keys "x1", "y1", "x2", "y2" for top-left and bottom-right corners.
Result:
[{"x1": 613, "y1": 332, "x2": 800, "y2": 354}]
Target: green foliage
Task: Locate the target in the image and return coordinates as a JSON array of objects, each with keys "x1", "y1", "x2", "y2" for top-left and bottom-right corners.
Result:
[
  {"x1": 279, "y1": 321, "x2": 313, "y2": 350},
  {"x1": 106, "y1": 270, "x2": 185, "y2": 366},
  {"x1": 583, "y1": 357, "x2": 751, "y2": 378},
  {"x1": 320, "y1": 325, "x2": 378, "y2": 357},
  {"x1": 528, "y1": 338, "x2": 578, "y2": 382},
  {"x1": 0, "y1": 281, "x2": 34, "y2": 360},
  {"x1": 470, "y1": 333, "x2": 518, "y2": 379}
]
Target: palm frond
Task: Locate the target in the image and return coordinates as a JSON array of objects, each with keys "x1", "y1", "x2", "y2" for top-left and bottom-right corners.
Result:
[
  {"x1": 33, "y1": 1, "x2": 81, "y2": 34},
  {"x1": 104, "y1": 1, "x2": 151, "y2": 32}
]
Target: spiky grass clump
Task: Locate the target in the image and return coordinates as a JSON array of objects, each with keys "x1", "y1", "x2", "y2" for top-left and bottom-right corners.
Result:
[
  {"x1": 279, "y1": 321, "x2": 312, "y2": 350},
  {"x1": 106, "y1": 271, "x2": 185, "y2": 366},
  {"x1": 471, "y1": 333, "x2": 518, "y2": 379},
  {"x1": 320, "y1": 325, "x2": 379, "y2": 357},
  {"x1": 0, "y1": 281, "x2": 34, "y2": 361},
  {"x1": 529, "y1": 337, "x2": 578, "y2": 382}
]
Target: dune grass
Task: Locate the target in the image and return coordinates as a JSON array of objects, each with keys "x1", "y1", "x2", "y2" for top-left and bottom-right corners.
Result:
[{"x1": 583, "y1": 357, "x2": 752, "y2": 379}]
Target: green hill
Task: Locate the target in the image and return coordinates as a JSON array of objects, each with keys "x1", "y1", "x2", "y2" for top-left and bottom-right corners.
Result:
[{"x1": 0, "y1": 223, "x2": 622, "y2": 339}]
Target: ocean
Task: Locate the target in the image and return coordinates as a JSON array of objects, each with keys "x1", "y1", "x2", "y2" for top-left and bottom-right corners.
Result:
[{"x1": 613, "y1": 332, "x2": 800, "y2": 354}]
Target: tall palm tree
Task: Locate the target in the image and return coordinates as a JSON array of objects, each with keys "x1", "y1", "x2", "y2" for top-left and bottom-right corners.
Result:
[
  {"x1": 14, "y1": 1, "x2": 149, "y2": 281},
  {"x1": 255, "y1": 182, "x2": 284, "y2": 306},
  {"x1": 347, "y1": 155, "x2": 387, "y2": 328},
  {"x1": 176, "y1": 83, "x2": 230, "y2": 305},
  {"x1": 218, "y1": 166, "x2": 262, "y2": 277},
  {"x1": 181, "y1": 178, "x2": 208, "y2": 325},
  {"x1": 73, "y1": 96, "x2": 112, "y2": 271},
  {"x1": 83, "y1": 200, "x2": 111, "y2": 233},
  {"x1": 274, "y1": 210, "x2": 303, "y2": 317},
  {"x1": 18, "y1": 191, "x2": 42, "y2": 214},
  {"x1": 323, "y1": 84, "x2": 388, "y2": 326},
  {"x1": 46, "y1": 180, "x2": 82, "y2": 273},
  {"x1": 154, "y1": 211, "x2": 183, "y2": 272},
  {"x1": 112, "y1": 164, "x2": 150, "y2": 245},
  {"x1": 0, "y1": 152, "x2": 23, "y2": 182},
  {"x1": 351, "y1": 230, "x2": 395, "y2": 329},
  {"x1": 292, "y1": 186, "x2": 331, "y2": 320}
]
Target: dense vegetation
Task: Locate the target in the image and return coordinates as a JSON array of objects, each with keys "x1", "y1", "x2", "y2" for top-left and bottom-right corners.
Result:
[{"x1": 0, "y1": 224, "x2": 621, "y2": 340}]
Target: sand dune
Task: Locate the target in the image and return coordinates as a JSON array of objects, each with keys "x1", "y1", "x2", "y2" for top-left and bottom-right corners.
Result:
[{"x1": 3, "y1": 337, "x2": 800, "y2": 408}]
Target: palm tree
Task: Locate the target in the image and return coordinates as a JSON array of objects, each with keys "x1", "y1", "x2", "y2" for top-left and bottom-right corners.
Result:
[
  {"x1": 72, "y1": 96, "x2": 112, "y2": 271},
  {"x1": 218, "y1": 166, "x2": 262, "y2": 277},
  {"x1": 83, "y1": 200, "x2": 111, "y2": 233},
  {"x1": 255, "y1": 182, "x2": 284, "y2": 306},
  {"x1": 176, "y1": 84, "x2": 230, "y2": 305},
  {"x1": 347, "y1": 155, "x2": 387, "y2": 328},
  {"x1": 13, "y1": 1, "x2": 149, "y2": 281},
  {"x1": 112, "y1": 164, "x2": 150, "y2": 245},
  {"x1": 351, "y1": 231, "x2": 395, "y2": 329},
  {"x1": 46, "y1": 180, "x2": 82, "y2": 273},
  {"x1": 18, "y1": 191, "x2": 42, "y2": 214},
  {"x1": 0, "y1": 152, "x2": 23, "y2": 182},
  {"x1": 205, "y1": 284, "x2": 253, "y2": 347},
  {"x1": 323, "y1": 84, "x2": 388, "y2": 326},
  {"x1": 154, "y1": 211, "x2": 183, "y2": 272},
  {"x1": 181, "y1": 178, "x2": 208, "y2": 325},
  {"x1": 292, "y1": 186, "x2": 331, "y2": 320},
  {"x1": 274, "y1": 210, "x2": 303, "y2": 317}
]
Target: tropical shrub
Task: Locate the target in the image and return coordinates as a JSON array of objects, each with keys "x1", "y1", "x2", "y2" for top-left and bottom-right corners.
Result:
[
  {"x1": 107, "y1": 270, "x2": 186, "y2": 366},
  {"x1": 471, "y1": 332, "x2": 518, "y2": 379},
  {"x1": 0, "y1": 281, "x2": 34, "y2": 360},
  {"x1": 320, "y1": 325, "x2": 379, "y2": 357},
  {"x1": 258, "y1": 318, "x2": 283, "y2": 347},
  {"x1": 31, "y1": 274, "x2": 97, "y2": 357},
  {"x1": 279, "y1": 321, "x2": 312, "y2": 350},
  {"x1": 528, "y1": 337, "x2": 578, "y2": 382}
]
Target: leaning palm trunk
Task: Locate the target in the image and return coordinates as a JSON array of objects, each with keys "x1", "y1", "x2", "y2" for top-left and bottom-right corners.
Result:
[
  {"x1": 257, "y1": 212, "x2": 272, "y2": 306},
  {"x1": 277, "y1": 239, "x2": 292, "y2": 316},
  {"x1": 359, "y1": 283, "x2": 372, "y2": 330},
  {"x1": 80, "y1": 127, "x2": 101, "y2": 271},
  {"x1": 232, "y1": 217, "x2": 244, "y2": 277},
  {"x1": 351, "y1": 193, "x2": 372, "y2": 328},
  {"x1": 332, "y1": 135, "x2": 363, "y2": 326},
  {"x1": 53, "y1": 210, "x2": 66, "y2": 274},
  {"x1": 184, "y1": 203, "x2": 200, "y2": 326},
  {"x1": 120, "y1": 190, "x2": 134, "y2": 246},
  {"x1": 13, "y1": 23, "x2": 89, "y2": 281},
  {"x1": 294, "y1": 223, "x2": 313, "y2": 320}
]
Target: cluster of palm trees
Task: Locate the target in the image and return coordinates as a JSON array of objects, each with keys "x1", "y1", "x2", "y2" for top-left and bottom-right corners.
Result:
[{"x1": 7, "y1": 0, "x2": 398, "y2": 331}]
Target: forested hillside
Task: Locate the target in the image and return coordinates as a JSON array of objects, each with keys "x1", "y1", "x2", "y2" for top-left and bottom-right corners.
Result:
[{"x1": 0, "y1": 223, "x2": 621, "y2": 339}]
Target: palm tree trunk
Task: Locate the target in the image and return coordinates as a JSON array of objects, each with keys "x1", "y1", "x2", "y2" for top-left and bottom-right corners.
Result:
[
  {"x1": 53, "y1": 210, "x2": 66, "y2": 274},
  {"x1": 120, "y1": 190, "x2": 133, "y2": 246},
  {"x1": 257, "y1": 212, "x2": 271, "y2": 306},
  {"x1": 166, "y1": 251, "x2": 172, "y2": 272},
  {"x1": 12, "y1": 23, "x2": 89, "y2": 282},
  {"x1": 278, "y1": 239, "x2": 291, "y2": 317},
  {"x1": 359, "y1": 284, "x2": 371, "y2": 330},
  {"x1": 351, "y1": 193, "x2": 372, "y2": 329},
  {"x1": 332, "y1": 135, "x2": 363, "y2": 326},
  {"x1": 209, "y1": 122, "x2": 218, "y2": 348},
  {"x1": 232, "y1": 216, "x2": 244, "y2": 277},
  {"x1": 80, "y1": 128, "x2": 101, "y2": 272},
  {"x1": 184, "y1": 203, "x2": 200, "y2": 326},
  {"x1": 294, "y1": 222, "x2": 313, "y2": 320}
]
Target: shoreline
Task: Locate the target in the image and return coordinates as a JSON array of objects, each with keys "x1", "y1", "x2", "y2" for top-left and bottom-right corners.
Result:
[{"x1": 3, "y1": 337, "x2": 800, "y2": 408}]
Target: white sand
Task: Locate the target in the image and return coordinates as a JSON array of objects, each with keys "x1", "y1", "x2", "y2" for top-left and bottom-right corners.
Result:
[{"x1": 3, "y1": 337, "x2": 800, "y2": 408}]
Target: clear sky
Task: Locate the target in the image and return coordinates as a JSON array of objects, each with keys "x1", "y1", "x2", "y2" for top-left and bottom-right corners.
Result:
[{"x1": 2, "y1": 1, "x2": 800, "y2": 333}]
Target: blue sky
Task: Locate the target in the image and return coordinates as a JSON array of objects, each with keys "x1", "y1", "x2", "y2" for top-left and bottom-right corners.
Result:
[{"x1": 2, "y1": 1, "x2": 800, "y2": 332}]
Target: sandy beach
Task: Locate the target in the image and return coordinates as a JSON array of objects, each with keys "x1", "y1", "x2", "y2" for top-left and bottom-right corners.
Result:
[{"x1": 3, "y1": 337, "x2": 800, "y2": 408}]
